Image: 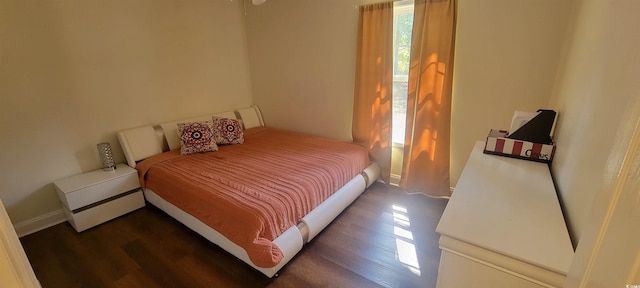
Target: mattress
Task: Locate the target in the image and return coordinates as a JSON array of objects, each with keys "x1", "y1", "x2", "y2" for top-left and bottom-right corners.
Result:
[{"x1": 135, "y1": 127, "x2": 370, "y2": 268}]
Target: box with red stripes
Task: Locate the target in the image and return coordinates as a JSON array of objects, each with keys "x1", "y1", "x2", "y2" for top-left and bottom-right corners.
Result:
[{"x1": 483, "y1": 129, "x2": 555, "y2": 163}]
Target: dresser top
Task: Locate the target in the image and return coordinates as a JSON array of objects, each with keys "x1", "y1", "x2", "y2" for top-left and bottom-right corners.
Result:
[
  {"x1": 436, "y1": 141, "x2": 574, "y2": 274},
  {"x1": 54, "y1": 164, "x2": 137, "y2": 193}
]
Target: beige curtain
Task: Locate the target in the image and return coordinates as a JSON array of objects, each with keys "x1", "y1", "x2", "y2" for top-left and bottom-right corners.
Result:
[
  {"x1": 352, "y1": 2, "x2": 394, "y2": 183},
  {"x1": 400, "y1": 0, "x2": 457, "y2": 197}
]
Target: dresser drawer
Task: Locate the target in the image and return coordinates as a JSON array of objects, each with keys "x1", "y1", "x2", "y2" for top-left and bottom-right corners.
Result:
[
  {"x1": 63, "y1": 189, "x2": 145, "y2": 232},
  {"x1": 54, "y1": 164, "x2": 140, "y2": 211},
  {"x1": 54, "y1": 164, "x2": 145, "y2": 232}
]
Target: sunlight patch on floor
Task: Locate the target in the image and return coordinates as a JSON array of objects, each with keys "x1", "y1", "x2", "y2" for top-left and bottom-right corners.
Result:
[{"x1": 392, "y1": 204, "x2": 421, "y2": 276}]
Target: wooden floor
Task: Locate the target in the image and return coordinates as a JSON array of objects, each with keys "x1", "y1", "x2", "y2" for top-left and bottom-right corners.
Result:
[{"x1": 20, "y1": 182, "x2": 448, "y2": 288}]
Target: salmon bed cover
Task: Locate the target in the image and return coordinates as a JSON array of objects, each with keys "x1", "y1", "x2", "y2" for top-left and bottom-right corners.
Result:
[{"x1": 135, "y1": 127, "x2": 370, "y2": 268}]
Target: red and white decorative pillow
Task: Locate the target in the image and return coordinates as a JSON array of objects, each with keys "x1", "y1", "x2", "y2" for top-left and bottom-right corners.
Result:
[
  {"x1": 212, "y1": 117, "x2": 244, "y2": 145},
  {"x1": 177, "y1": 121, "x2": 218, "y2": 155}
]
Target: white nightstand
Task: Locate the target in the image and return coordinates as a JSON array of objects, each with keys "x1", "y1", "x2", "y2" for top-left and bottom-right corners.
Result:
[{"x1": 54, "y1": 164, "x2": 145, "y2": 232}]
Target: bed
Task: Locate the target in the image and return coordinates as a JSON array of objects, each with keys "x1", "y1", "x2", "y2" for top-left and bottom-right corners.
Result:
[{"x1": 117, "y1": 106, "x2": 380, "y2": 277}]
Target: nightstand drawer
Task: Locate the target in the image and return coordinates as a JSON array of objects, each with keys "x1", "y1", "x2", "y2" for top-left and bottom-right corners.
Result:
[
  {"x1": 63, "y1": 189, "x2": 145, "y2": 232},
  {"x1": 54, "y1": 164, "x2": 139, "y2": 211}
]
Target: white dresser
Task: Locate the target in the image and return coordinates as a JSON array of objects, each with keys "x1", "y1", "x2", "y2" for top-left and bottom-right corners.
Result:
[
  {"x1": 54, "y1": 164, "x2": 145, "y2": 232},
  {"x1": 436, "y1": 141, "x2": 574, "y2": 288}
]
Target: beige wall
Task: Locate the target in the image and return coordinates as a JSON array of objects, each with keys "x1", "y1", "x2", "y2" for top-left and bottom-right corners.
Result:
[
  {"x1": 450, "y1": 0, "x2": 573, "y2": 186},
  {"x1": 548, "y1": 0, "x2": 640, "y2": 244},
  {"x1": 245, "y1": 0, "x2": 366, "y2": 141},
  {"x1": 0, "y1": 0, "x2": 253, "y2": 224}
]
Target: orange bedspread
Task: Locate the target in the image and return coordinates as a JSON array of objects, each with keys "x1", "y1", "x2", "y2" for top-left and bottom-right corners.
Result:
[{"x1": 136, "y1": 127, "x2": 369, "y2": 268}]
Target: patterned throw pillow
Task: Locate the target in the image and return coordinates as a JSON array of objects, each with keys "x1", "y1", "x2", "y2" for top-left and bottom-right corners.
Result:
[
  {"x1": 211, "y1": 117, "x2": 245, "y2": 145},
  {"x1": 177, "y1": 121, "x2": 218, "y2": 155}
]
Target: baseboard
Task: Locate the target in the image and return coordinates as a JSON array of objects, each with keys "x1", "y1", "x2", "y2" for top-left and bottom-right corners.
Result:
[
  {"x1": 14, "y1": 209, "x2": 66, "y2": 238},
  {"x1": 390, "y1": 174, "x2": 401, "y2": 186}
]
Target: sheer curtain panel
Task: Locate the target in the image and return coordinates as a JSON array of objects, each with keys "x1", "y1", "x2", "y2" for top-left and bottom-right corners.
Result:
[
  {"x1": 400, "y1": 0, "x2": 457, "y2": 197},
  {"x1": 352, "y1": 2, "x2": 394, "y2": 183}
]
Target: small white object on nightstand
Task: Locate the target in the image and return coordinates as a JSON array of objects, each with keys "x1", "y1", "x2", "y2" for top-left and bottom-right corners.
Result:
[{"x1": 54, "y1": 164, "x2": 145, "y2": 232}]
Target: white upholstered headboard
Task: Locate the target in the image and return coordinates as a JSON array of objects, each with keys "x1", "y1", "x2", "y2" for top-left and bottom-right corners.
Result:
[{"x1": 117, "y1": 105, "x2": 264, "y2": 168}]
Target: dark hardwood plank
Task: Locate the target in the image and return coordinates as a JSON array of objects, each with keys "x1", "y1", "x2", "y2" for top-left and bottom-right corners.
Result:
[
  {"x1": 121, "y1": 239, "x2": 203, "y2": 288},
  {"x1": 20, "y1": 182, "x2": 447, "y2": 288},
  {"x1": 113, "y1": 269, "x2": 165, "y2": 288}
]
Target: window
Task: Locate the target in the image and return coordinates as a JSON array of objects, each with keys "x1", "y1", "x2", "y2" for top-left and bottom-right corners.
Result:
[{"x1": 392, "y1": 3, "x2": 414, "y2": 145}]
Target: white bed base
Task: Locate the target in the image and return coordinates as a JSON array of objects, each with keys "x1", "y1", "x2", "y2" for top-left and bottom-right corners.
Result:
[
  {"x1": 117, "y1": 105, "x2": 381, "y2": 278},
  {"x1": 145, "y1": 163, "x2": 379, "y2": 278}
]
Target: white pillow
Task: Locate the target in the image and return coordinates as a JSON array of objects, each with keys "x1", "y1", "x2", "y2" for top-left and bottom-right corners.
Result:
[
  {"x1": 236, "y1": 106, "x2": 264, "y2": 129},
  {"x1": 214, "y1": 110, "x2": 237, "y2": 120},
  {"x1": 117, "y1": 126, "x2": 163, "y2": 168}
]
